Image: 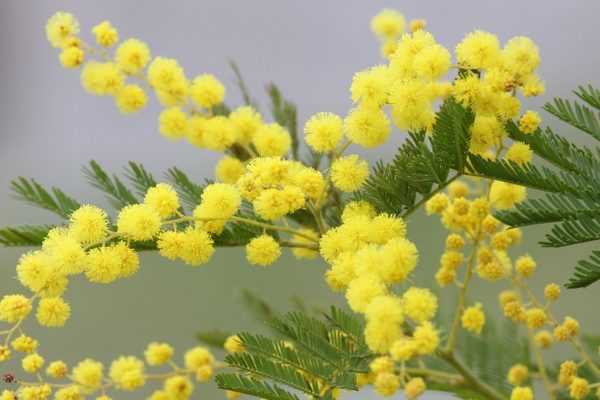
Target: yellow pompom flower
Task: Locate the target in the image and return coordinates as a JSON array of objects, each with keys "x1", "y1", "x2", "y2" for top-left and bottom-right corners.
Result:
[
  {"x1": 184, "y1": 346, "x2": 214, "y2": 370},
  {"x1": 80, "y1": 62, "x2": 124, "y2": 96},
  {"x1": 72, "y1": 359, "x2": 104, "y2": 391},
  {"x1": 304, "y1": 112, "x2": 343, "y2": 153},
  {"x1": 490, "y1": 181, "x2": 526, "y2": 209},
  {"x1": 215, "y1": 156, "x2": 245, "y2": 184},
  {"x1": 55, "y1": 386, "x2": 82, "y2": 400},
  {"x1": 194, "y1": 183, "x2": 241, "y2": 222},
  {"x1": 144, "y1": 183, "x2": 180, "y2": 219},
  {"x1": 115, "y1": 38, "x2": 151, "y2": 74},
  {"x1": 190, "y1": 74, "x2": 225, "y2": 108},
  {"x1": 521, "y1": 74, "x2": 545, "y2": 97},
  {"x1": 229, "y1": 106, "x2": 263, "y2": 143},
  {"x1": 224, "y1": 335, "x2": 245, "y2": 353},
  {"x1": 413, "y1": 44, "x2": 452, "y2": 80},
  {"x1": 59, "y1": 47, "x2": 84, "y2": 68},
  {"x1": 36, "y1": 297, "x2": 71, "y2": 327},
  {"x1": 507, "y1": 364, "x2": 529, "y2": 386},
  {"x1": 404, "y1": 377, "x2": 426, "y2": 399},
  {"x1": 505, "y1": 142, "x2": 533, "y2": 165},
  {"x1": 378, "y1": 237, "x2": 418, "y2": 283},
  {"x1": 534, "y1": 330, "x2": 553, "y2": 349},
  {"x1": 22, "y1": 353, "x2": 45, "y2": 374},
  {"x1": 69, "y1": 205, "x2": 108, "y2": 244},
  {"x1": 109, "y1": 356, "x2": 145, "y2": 391},
  {"x1": 145, "y1": 342, "x2": 174, "y2": 366},
  {"x1": 344, "y1": 105, "x2": 391, "y2": 148},
  {"x1": 503, "y1": 36, "x2": 540, "y2": 77},
  {"x1": 46, "y1": 360, "x2": 68, "y2": 378},
  {"x1": 390, "y1": 339, "x2": 417, "y2": 361},
  {"x1": 46, "y1": 12, "x2": 80, "y2": 48},
  {"x1": 115, "y1": 84, "x2": 147, "y2": 114},
  {"x1": 147, "y1": 57, "x2": 186, "y2": 90},
  {"x1": 543, "y1": 283, "x2": 561, "y2": 301},
  {"x1": 292, "y1": 167, "x2": 326, "y2": 201},
  {"x1": 402, "y1": 287, "x2": 438, "y2": 323},
  {"x1": 413, "y1": 322, "x2": 440, "y2": 355},
  {"x1": 519, "y1": 110, "x2": 541, "y2": 134},
  {"x1": 252, "y1": 189, "x2": 289, "y2": 221},
  {"x1": 92, "y1": 20, "x2": 118, "y2": 47},
  {"x1": 246, "y1": 235, "x2": 281, "y2": 267},
  {"x1": 200, "y1": 116, "x2": 236, "y2": 151},
  {"x1": 157, "y1": 231, "x2": 186, "y2": 261},
  {"x1": 84, "y1": 246, "x2": 122, "y2": 283},
  {"x1": 569, "y1": 377, "x2": 590, "y2": 400},
  {"x1": 369, "y1": 356, "x2": 394, "y2": 374},
  {"x1": 370, "y1": 9, "x2": 405, "y2": 40},
  {"x1": 515, "y1": 255, "x2": 536, "y2": 278},
  {"x1": 179, "y1": 228, "x2": 215, "y2": 266},
  {"x1": 0, "y1": 294, "x2": 32, "y2": 323},
  {"x1": 325, "y1": 253, "x2": 357, "y2": 291},
  {"x1": 525, "y1": 308, "x2": 547, "y2": 329},
  {"x1": 117, "y1": 204, "x2": 161, "y2": 240},
  {"x1": 510, "y1": 386, "x2": 533, "y2": 400},
  {"x1": 461, "y1": 303, "x2": 485, "y2": 334},
  {"x1": 365, "y1": 319, "x2": 402, "y2": 353},
  {"x1": 351, "y1": 66, "x2": 391, "y2": 106},
  {"x1": 455, "y1": 30, "x2": 501, "y2": 70},
  {"x1": 390, "y1": 80, "x2": 435, "y2": 133},
  {"x1": 11, "y1": 335, "x2": 38, "y2": 353},
  {"x1": 253, "y1": 123, "x2": 292, "y2": 157},
  {"x1": 425, "y1": 193, "x2": 449, "y2": 214},
  {"x1": 164, "y1": 375, "x2": 194, "y2": 399},
  {"x1": 330, "y1": 155, "x2": 369, "y2": 192},
  {"x1": 373, "y1": 372, "x2": 400, "y2": 396},
  {"x1": 0, "y1": 346, "x2": 10, "y2": 362},
  {"x1": 159, "y1": 107, "x2": 188, "y2": 140},
  {"x1": 365, "y1": 295, "x2": 404, "y2": 325},
  {"x1": 341, "y1": 201, "x2": 376, "y2": 222},
  {"x1": 345, "y1": 275, "x2": 387, "y2": 313},
  {"x1": 195, "y1": 365, "x2": 213, "y2": 382}
]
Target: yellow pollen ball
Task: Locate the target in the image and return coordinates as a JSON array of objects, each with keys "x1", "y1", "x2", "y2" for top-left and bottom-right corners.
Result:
[
  {"x1": 246, "y1": 235, "x2": 281, "y2": 267},
  {"x1": 92, "y1": 21, "x2": 118, "y2": 47},
  {"x1": 330, "y1": 155, "x2": 369, "y2": 192}
]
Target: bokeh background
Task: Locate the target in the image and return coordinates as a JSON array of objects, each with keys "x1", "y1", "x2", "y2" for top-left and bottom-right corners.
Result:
[{"x1": 1, "y1": 1, "x2": 600, "y2": 398}]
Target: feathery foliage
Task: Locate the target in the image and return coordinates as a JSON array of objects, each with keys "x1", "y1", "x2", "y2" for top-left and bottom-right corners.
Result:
[{"x1": 10, "y1": 177, "x2": 80, "y2": 219}]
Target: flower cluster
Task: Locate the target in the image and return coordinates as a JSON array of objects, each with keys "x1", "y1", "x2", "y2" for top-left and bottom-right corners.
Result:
[{"x1": 2, "y1": 7, "x2": 598, "y2": 400}]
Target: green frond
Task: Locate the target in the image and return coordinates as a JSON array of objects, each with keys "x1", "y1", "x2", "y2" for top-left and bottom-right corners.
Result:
[
  {"x1": 324, "y1": 306, "x2": 367, "y2": 349},
  {"x1": 225, "y1": 352, "x2": 321, "y2": 396},
  {"x1": 565, "y1": 250, "x2": 600, "y2": 288},
  {"x1": 83, "y1": 160, "x2": 138, "y2": 209},
  {"x1": 215, "y1": 374, "x2": 301, "y2": 400},
  {"x1": 229, "y1": 60, "x2": 258, "y2": 109},
  {"x1": 541, "y1": 216, "x2": 600, "y2": 248},
  {"x1": 575, "y1": 84, "x2": 600, "y2": 111},
  {"x1": 10, "y1": 177, "x2": 80, "y2": 219},
  {"x1": 266, "y1": 83, "x2": 299, "y2": 160},
  {"x1": 543, "y1": 96, "x2": 600, "y2": 141},
  {"x1": 430, "y1": 97, "x2": 473, "y2": 173},
  {"x1": 0, "y1": 225, "x2": 55, "y2": 247},
  {"x1": 123, "y1": 161, "x2": 157, "y2": 197},
  {"x1": 164, "y1": 167, "x2": 204, "y2": 212},
  {"x1": 196, "y1": 329, "x2": 231, "y2": 349}
]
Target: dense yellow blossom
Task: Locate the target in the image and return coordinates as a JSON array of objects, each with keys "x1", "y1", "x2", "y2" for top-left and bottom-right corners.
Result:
[
  {"x1": 47, "y1": 360, "x2": 69, "y2": 378},
  {"x1": 115, "y1": 38, "x2": 151, "y2": 74},
  {"x1": 36, "y1": 297, "x2": 71, "y2": 327},
  {"x1": 510, "y1": 386, "x2": 533, "y2": 400},
  {"x1": 253, "y1": 123, "x2": 292, "y2": 157},
  {"x1": 370, "y1": 9, "x2": 405, "y2": 40},
  {"x1": 46, "y1": 12, "x2": 79, "y2": 48},
  {"x1": 461, "y1": 303, "x2": 485, "y2": 334},
  {"x1": 144, "y1": 183, "x2": 180, "y2": 218},
  {"x1": 0, "y1": 294, "x2": 32, "y2": 323},
  {"x1": 455, "y1": 30, "x2": 501, "y2": 70},
  {"x1": 145, "y1": 342, "x2": 174, "y2": 366},
  {"x1": 92, "y1": 21, "x2": 118, "y2": 47},
  {"x1": 519, "y1": 110, "x2": 541, "y2": 133},
  {"x1": 402, "y1": 287, "x2": 437, "y2": 323},
  {"x1": 159, "y1": 107, "x2": 188, "y2": 140},
  {"x1": 22, "y1": 353, "x2": 45, "y2": 373},
  {"x1": 373, "y1": 372, "x2": 400, "y2": 396},
  {"x1": 117, "y1": 204, "x2": 161, "y2": 240},
  {"x1": 404, "y1": 377, "x2": 426, "y2": 399},
  {"x1": 507, "y1": 364, "x2": 529, "y2": 385},
  {"x1": 59, "y1": 47, "x2": 84, "y2": 68},
  {"x1": 81, "y1": 62, "x2": 124, "y2": 95},
  {"x1": 330, "y1": 155, "x2": 369, "y2": 192},
  {"x1": 344, "y1": 105, "x2": 391, "y2": 148},
  {"x1": 115, "y1": 84, "x2": 147, "y2": 114},
  {"x1": 215, "y1": 156, "x2": 245, "y2": 184},
  {"x1": 72, "y1": 358, "x2": 104, "y2": 391},
  {"x1": 245, "y1": 234, "x2": 281, "y2": 266},
  {"x1": 304, "y1": 112, "x2": 343, "y2": 153}
]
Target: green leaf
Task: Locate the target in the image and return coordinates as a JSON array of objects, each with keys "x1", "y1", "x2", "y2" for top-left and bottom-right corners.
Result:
[
  {"x1": 565, "y1": 250, "x2": 600, "y2": 288},
  {"x1": 541, "y1": 216, "x2": 600, "y2": 248},
  {"x1": 164, "y1": 167, "x2": 204, "y2": 212},
  {"x1": 215, "y1": 374, "x2": 301, "y2": 400},
  {"x1": 83, "y1": 160, "x2": 138, "y2": 209},
  {"x1": 0, "y1": 225, "x2": 54, "y2": 247},
  {"x1": 266, "y1": 83, "x2": 299, "y2": 160},
  {"x1": 196, "y1": 329, "x2": 231, "y2": 349},
  {"x1": 543, "y1": 96, "x2": 600, "y2": 141},
  {"x1": 229, "y1": 60, "x2": 258, "y2": 109},
  {"x1": 124, "y1": 161, "x2": 157, "y2": 197},
  {"x1": 11, "y1": 177, "x2": 80, "y2": 219},
  {"x1": 575, "y1": 84, "x2": 600, "y2": 111}
]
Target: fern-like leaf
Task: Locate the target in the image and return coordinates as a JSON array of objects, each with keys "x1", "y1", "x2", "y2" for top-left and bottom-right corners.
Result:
[
  {"x1": 165, "y1": 167, "x2": 204, "y2": 212},
  {"x1": 565, "y1": 250, "x2": 600, "y2": 288},
  {"x1": 83, "y1": 160, "x2": 138, "y2": 208},
  {"x1": 266, "y1": 83, "x2": 299, "y2": 160},
  {"x1": 124, "y1": 161, "x2": 157, "y2": 197},
  {"x1": 11, "y1": 177, "x2": 80, "y2": 218},
  {"x1": 0, "y1": 225, "x2": 55, "y2": 247},
  {"x1": 543, "y1": 97, "x2": 600, "y2": 141},
  {"x1": 215, "y1": 374, "x2": 301, "y2": 400}
]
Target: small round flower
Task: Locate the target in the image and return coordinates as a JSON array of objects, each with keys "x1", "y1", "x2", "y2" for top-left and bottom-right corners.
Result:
[
  {"x1": 195, "y1": 365, "x2": 213, "y2": 382},
  {"x1": 72, "y1": 358, "x2": 104, "y2": 391},
  {"x1": 402, "y1": 287, "x2": 438, "y2": 323},
  {"x1": 92, "y1": 21, "x2": 118, "y2": 47},
  {"x1": 507, "y1": 364, "x2": 529, "y2": 385},
  {"x1": 341, "y1": 201, "x2": 376, "y2": 223},
  {"x1": 345, "y1": 274, "x2": 387, "y2": 313},
  {"x1": 534, "y1": 330, "x2": 553, "y2": 349},
  {"x1": 525, "y1": 308, "x2": 547, "y2": 329},
  {"x1": 461, "y1": 303, "x2": 485, "y2": 334},
  {"x1": 390, "y1": 339, "x2": 417, "y2": 361},
  {"x1": 445, "y1": 234, "x2": 465, "y2": 250},
  {"x1": 369, "y1": 356, "x2": 394, "y2": 374},
  {"x1": 117, "y1": 204, "x2": 161, "y2": 241},
  {"x1": 46, "y1": 12, "x2": 80, "y2": 48},
  {"x1": 0, "y1": 346, "x2": 10, "y2": 362},
  {"x1": 229, "y1": 106, "x2": 262, "y2": 143},
  {"x1": 413, "y1": 322, "x2": 440, "y2": 355},
  {"x1": 544, "y1": 283, "x2": 561, "y2": 301},
  {"x1": 184, "y1": 347, "x2": 214, "y2": 370},
  {"x1": 425, "y1": 193, "x2": 449, "y2": 214},
  {"x1": 203, "y1": 116, "x2": 237, "y2": 151},
  {"x1": 413, "y1": 44, "x2": 452, "y2": 80},
  {"x1": 144, "y1": 183, "x2": 180, "y2": 219},
  {"x1": 370, "y1": 9, "x2": 405, "y2": 40},
  {"x1": 179, "y1": 228, "x2": 215, "y2": 266},
  {"x1": 194, "y1": 183, "x2": 241, "y2": 221},
  {"x1": 365, "y1": 295, "x2": 404, "y2": 326},
  {"x1": 11, "y1": 335, "x2": 38, "y2": 353},
  {"x1": 510, "y1": 386, "x2": 533, "y2": 400},
  {"x1": 159, "y1": 107, "x2": 188, "y2": 140},
  {"x1": 109, "y1": 356, "x2": 145, "y2": 391},
  {"x1": 304, "y1": 112, "x2": 343, "y2": 153},
  {"x1": 145, "y1": 342, "x2": 174, "y2": 366},
  {"x1": 253, "y1": 123, "x2": 292, "y2": 157},
  {"x1": 569, "y1": 377, "x2": 590, "y2": 400},
  {"x1": 80, "y1": 62, "x2": 124, "y2": 96},
  {"x1": 350, "y1": 66, "x2": 391, "y2": 106},
  {"x1": 215, "y1": 156, "x2": 245, "y2": 184},
  {"x1": 115, "y1": 38, "x2": 151, "y2": 74},
  {"x1": 246, "y1": 235, "x2": 281, "y2": 267},
  {"x1": 46, "y1": 360, "x2": 68, "y2": 378},
  {"x1": 190, "y1": 74, "x2": 225, "y2": 108},
  {"x1": 157, "y1": 231, "x2": 186, "y2": 260},
  {"x1": 330, "y1": 155, "x2": 369, "y2": 192},
  {"x1": 404, "y1": 377, "x2": 426, "y2": 399},
  {"x1": 164, "y1": 376, "x2": 194, "y2": 399},
  {"x1": 505, "y1": 142, "x2": 533, "y2": 165},
  {"x1": 373, "y1": 372, "x2": 400, "y2": 396},
  {"x1": 115, "y1": 85, "x2": 147, "y2": 114},
  {"x1": 455, "y1": 30, "x2": 501, "y2": 70},
  {"x1": 224, "y1": 335, "x2": 245, "y2": 354},
  {"x1": 515, "y1": 255, "x2": 536, "y2": 278},
  {"x1": 519, "y1": 111, "x2": 541, "y2": 134},
  {"x1": 36, "y1": 297, "x2": 71, "y2": 327},
  {"x1": 22, "y1": 353, "x2": 45, "y2": 373},
  {"x1": 490, "y1": 181, "x2": 526, "y2": 209},
  {"x1": 344, "y1": 105, "x2": 391, "y2": 148},
  {"x1": 69, "y1": 205, "x2": 109, "y2": 244},
  {"x1": 0, "y1": 294, "x2": 32, "y2": 323},
  {"x1": 503, "y1": 36, "x2": 540, "y2": 76},
  {"x1": 55, "y1": 386, "x2": 81, "y2": 400},
  {"x1": 59, "y1": 47, "x2": 84, "y2": 68}
]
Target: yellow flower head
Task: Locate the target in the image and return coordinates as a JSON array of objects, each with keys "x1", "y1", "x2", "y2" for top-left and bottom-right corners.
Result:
[
  {"x1": 184, "y1": 346, "x2": 214, "y2": 369},
  {"x1": 109, "y1": 356, "x2": 145, "y2": 390},
  {"x1": 159, "y1": 107, "x2": 188, "y2": 140},
  {"x1": 164, "y1": 375, "x2": 194, "y2": 399},
  {"x1": 0, "y1": 294, "x2": 32, "y2": 323},
  {"x1": 59, "y1": 47, "x2": 84, "y2": 68},
  {"x1": 92, "y1": 21, "x2": 118, "y2": 47},
  {"x1": 246, "y1": 234, "x2": 281, "y2": 267},
  {"x1": 72, "y1": 358, "x2": 104, "y2": 391},
  {"x1": 515, "y1": 255, "x2": 536, "y2": 278},
  {"x1": 304, "y1": 112, "x2": 343, "y2": 153},
  {"x1": 69, "y1": 205, "x2": 109, "y2": 244},
  {"x1": 115, "y1": 38, "x2": 151, "y2": 74},
  {"x1": 203, "y1": 116, "x2": 237, "y2": 151},
  {"x1": 190, "y1": 74, "x2": 225, "y2": 108},
  {"x1": 330, "y1": 155, "x2": 369, "y2": 192},
  {"x1": 253, "y1": 123, "x2": 292, "y2": 157},
  {"x1": 81, "y1": 62, "x2": 124, "y2": 96},
  {"x1": 11, "y1": 335, "x2": 38, "y2": 353},
  {"x1": 145, "y1": 342, "x2": 174, "y2": 366},
  {"x1": 505, "y1": 142, "x2": 533, "y2": 165},
  {"x1": 351, "y1": 65, "x2": 391, "y2": 106},
  {"x1": 144, "y1": 183, "x2": 180, "y2": 219},
  {"x1": 179, "y1": 228, "x2": 215, "y2": 266},
  {"x1": 229, "y1": 106, "x2": 263, "y2": 143},
  {"x1": 117, "y1": 204, "x2": 161, "y2": 240},
  {"x1": 46, "y1": 360, "x2": 68, "y2": 378},
  {"x1": 510, "y1": 386, "x2": 533, "y2": 400},
  {"x1": 115, "y1": 85, "x2": 147, "y2": 114},
  {"x1": 413, "y1": 321, "x2": 439, "y2": 355},
  {"x1": 490, "y1": 181, "x2": 526, "y2": 210},
  {"x1": 22, "y1": 353, "x2": 45, "y2": 374},
  {"x1": 370, "y1": 9, "x2": 406, "y2": 40},
  {"x1": 503, "y1": 36, "x2": 540, "y2": 77},
  {"x1": 341, "y1": 201, "x2": 377, "y2": 223},
  {"x1": 46, "y1": 12, "x2": 80, "y2": 48},
  {"x1": 404, "y1": 377, "x2": 426, "y2": 399},
  {"x1": 519, "y1": 110, "x2": 541, "y2": 134},
  {"x1": 345, "y1": 274, "x2": 387, "y2": 313},
  {"x1": 455, "y1": 30, "x2": 501, "y2": 70},
  {"x1": 402, "y1": 287, "x2": 438, "y2": 323},
  {"x1": 215, "y1": 156, "x2": 245, "y2": 184},
  {"x1": 373, "y1": 372, "x2": 400, "y2": 396},
  {"x1": 224, "y1": 335, "x2": 245, "y2": 354},
  {"x1": 36, "y1": 297, "x2": 71, "y2": 327},
  {"x1": 507, "y1": 364, "x2": 529, "y2": 386},
  {"x1": 344, "y1": 105, "x2": 391, "y2": 148},
  {"x1": 461, "y1": 303, "x2": 485, "y2": 334}
]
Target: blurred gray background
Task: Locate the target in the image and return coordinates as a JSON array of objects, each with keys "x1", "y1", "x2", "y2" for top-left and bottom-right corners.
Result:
[{"x1": 1, "y1": 1, "x2": 600, "y2": 399}]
